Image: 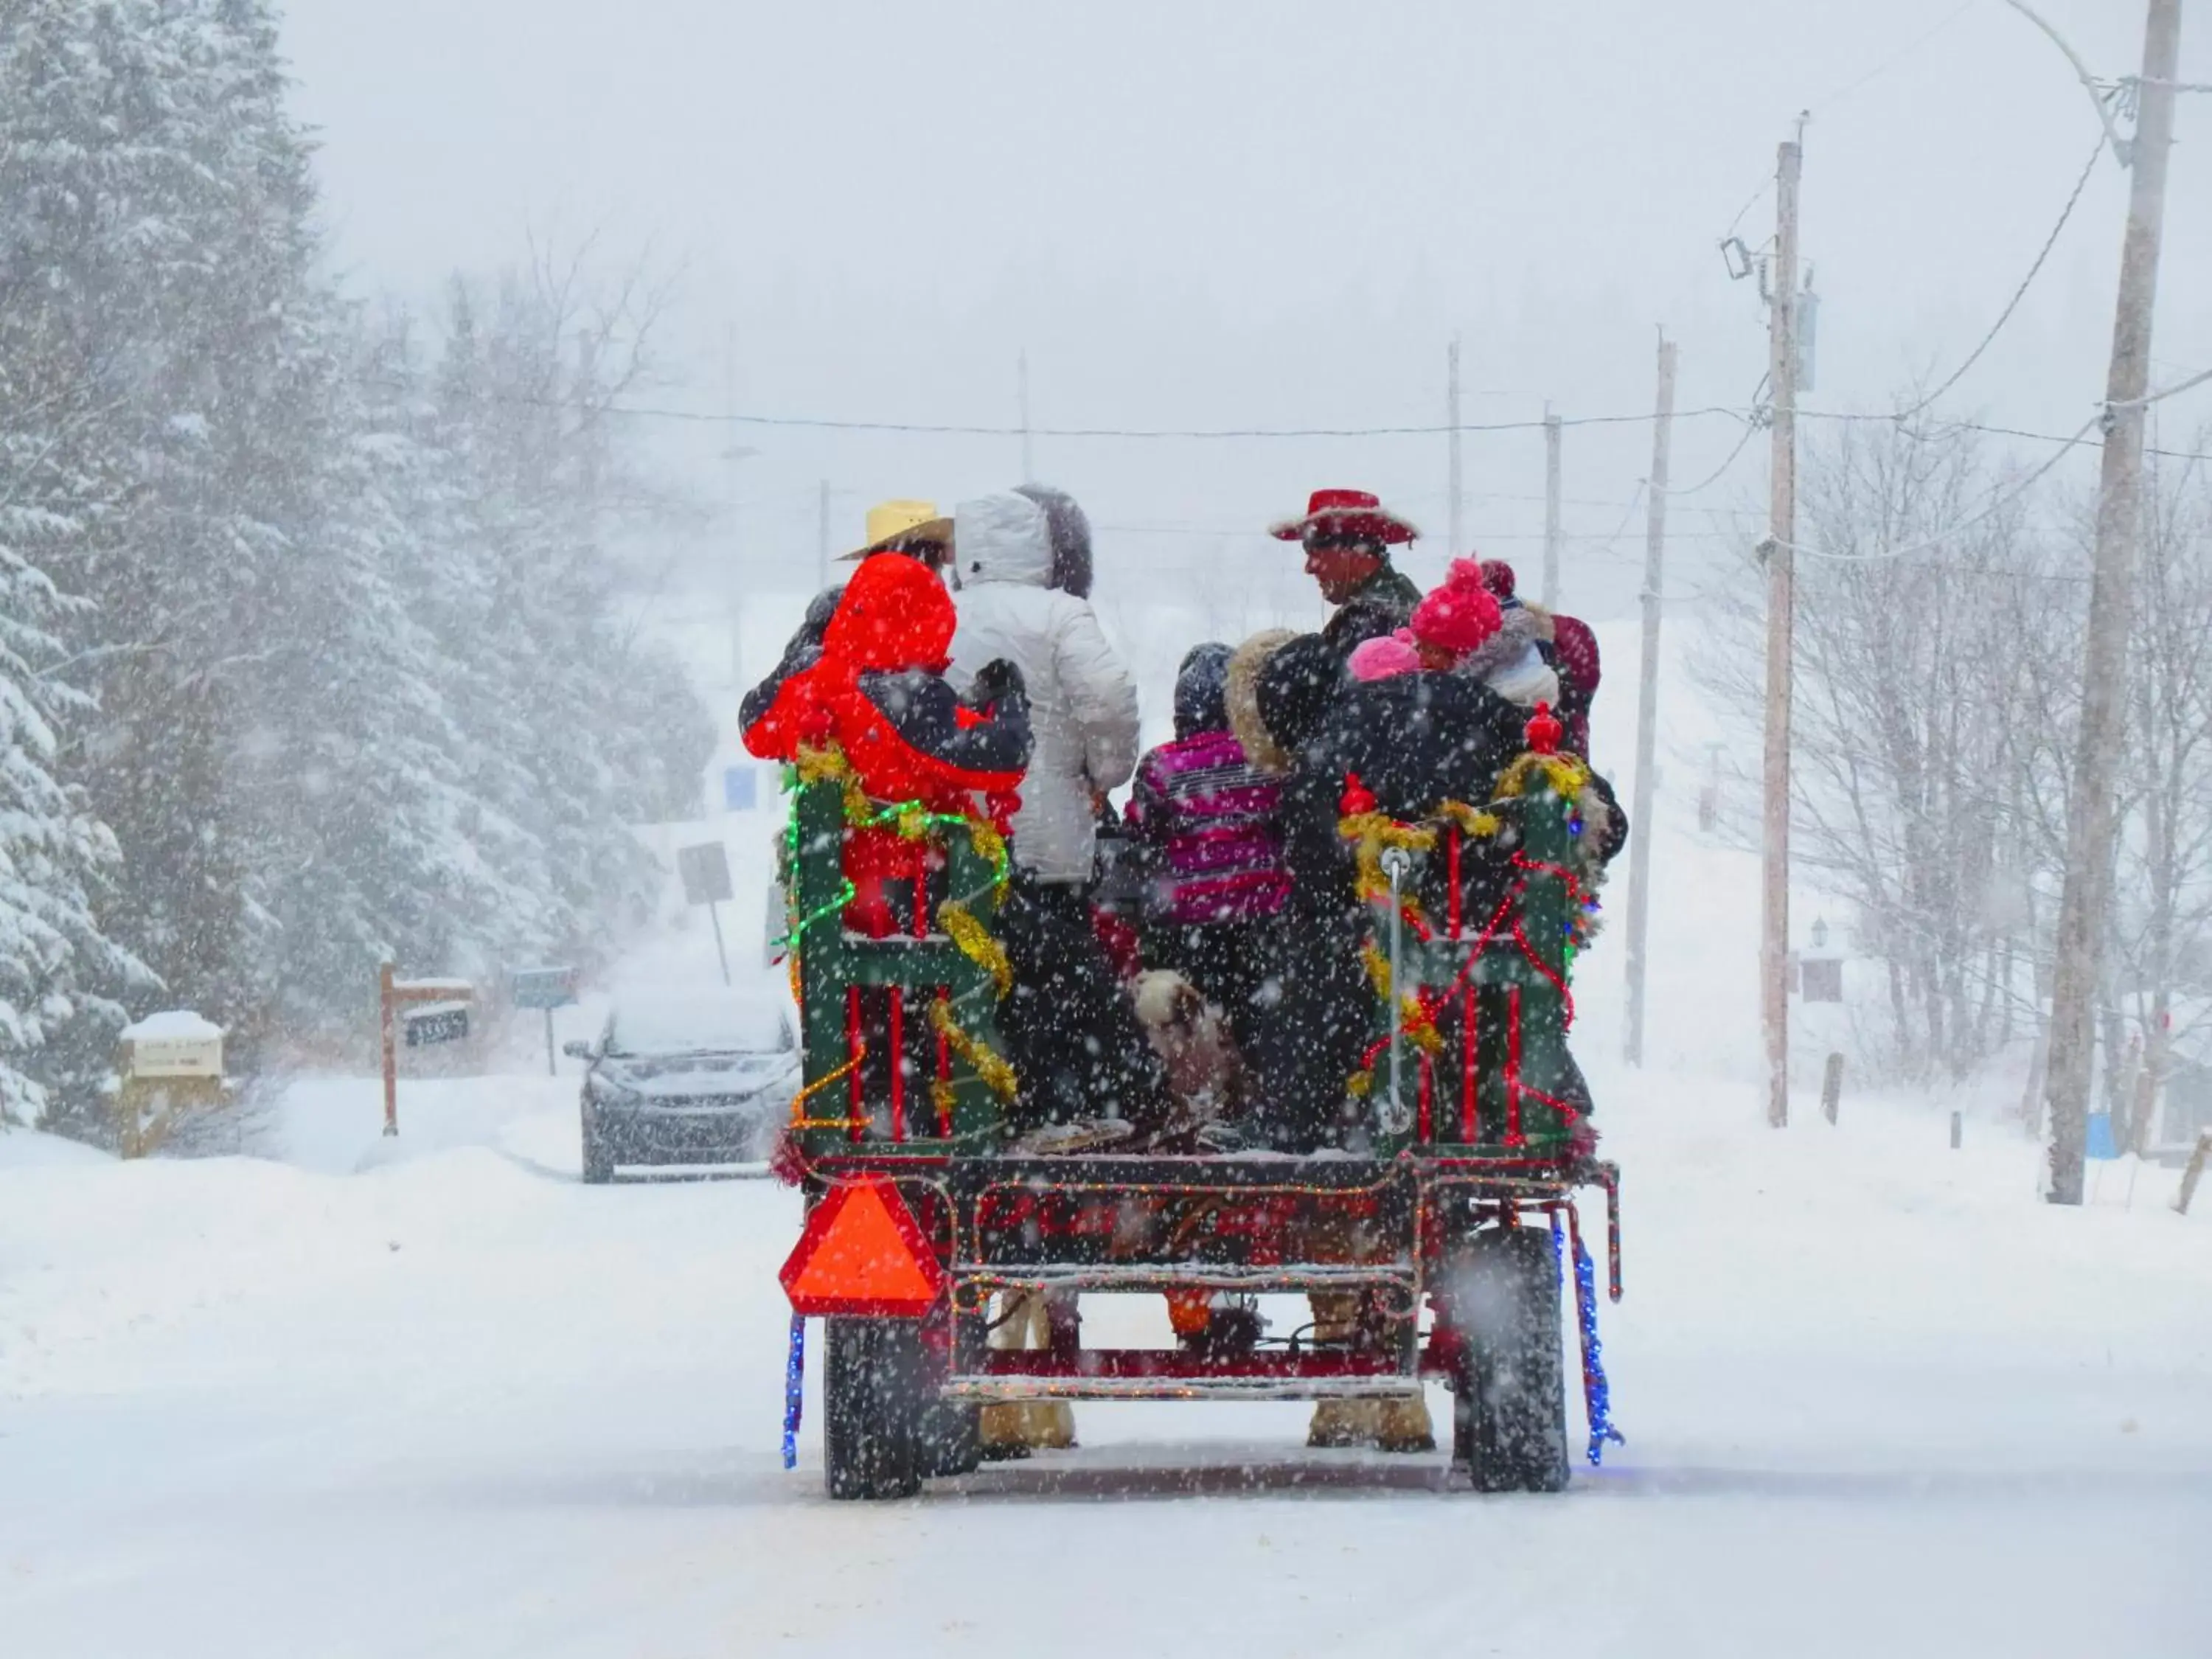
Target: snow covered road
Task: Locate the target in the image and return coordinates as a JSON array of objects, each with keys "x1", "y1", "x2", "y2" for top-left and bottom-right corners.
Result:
[{"x1": 5, "y1": 1070, "x2": 2210, "y2": 1658}]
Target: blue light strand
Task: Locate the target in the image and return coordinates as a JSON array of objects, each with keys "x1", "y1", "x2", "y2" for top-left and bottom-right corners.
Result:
[
  {"x1": 1571, "y1": 1216, "x2": 1626, "y2": 1465},
  {"x1": 782, "y1": 1315, "x2": 807, "y2": 1470}
]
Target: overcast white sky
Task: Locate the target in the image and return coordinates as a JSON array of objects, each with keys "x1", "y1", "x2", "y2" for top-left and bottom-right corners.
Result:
[{"x1": 281, "y1": 0, "x2": 2210, "y2": 627}]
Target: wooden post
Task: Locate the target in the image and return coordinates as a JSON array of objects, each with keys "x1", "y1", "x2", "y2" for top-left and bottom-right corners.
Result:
[
  {"x1": 1623, "y1": 333, "x2": 1676, "y2": 1066},
  {"x1": 2174, "y1": 1128, "x2": 2212, "y2": 1215},
  {"x1": 1761, "y1": 133, "x2": 1803, "y2": 1130},
  {"x1": 380, "y1": 961, "x2": 398, "y2": 1138},
  {"x1": 709, "y1": 898, "x2": 731, "y2": 986},
  {"x1": 1821, "y1": 1051, "x2": 1844, "y2": 1125},
  {"x1": 2043, "y1": 0, "x2": 2184, "y2": 1205},
  {"x1": 380, "y1": 967, "x2": 475, "y2": 1136},
  {"x1": 1950, "y1": 1110, "x2": 1963, "y2": 1151}
]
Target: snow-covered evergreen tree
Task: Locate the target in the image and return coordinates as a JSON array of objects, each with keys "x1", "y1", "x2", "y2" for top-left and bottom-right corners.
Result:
[{"x1": 0, "y1": 0, "x2": 712, "y2": 1124}]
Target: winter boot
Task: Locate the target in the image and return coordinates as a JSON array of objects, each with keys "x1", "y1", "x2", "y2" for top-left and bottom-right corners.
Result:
[
  {"x1": 979, "y1": 1291, "x2": 1079, "y2": 1454},
  {"x1": 1373, "y1": 1393, "x2": 1438, "y2": 1454},
  {"x1": 977, "y1": 1405, "x2": 1035, "y2": 1461},
  {"x1": 1305, "y1": 1290, "x2": 1380, "y2": 1448}
]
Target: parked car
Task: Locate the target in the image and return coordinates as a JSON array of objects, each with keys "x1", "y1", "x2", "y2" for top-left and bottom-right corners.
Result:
[{"x1": 568, "y1": 990, "x2": 800, "y2": 1183}]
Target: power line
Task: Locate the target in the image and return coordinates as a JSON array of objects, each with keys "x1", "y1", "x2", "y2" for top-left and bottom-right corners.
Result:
[
  {"x1": 1775, "y1": 412, "x2": 2101, "y2": 564},
  {"x1": 1890, "y1": 132, "x2": 2107, "y2": 422},
  {"x1": 2111, "y1": 362, "x2": 2212, "y2": 411},
  {"x1": 1806, "y1": 0, "x2": 1977, "y2": 114},
  {"x1": 1998, "y1": 0, "x2": 2134, "y2": 164},
  {"x1": 1575, "y1": 481, "x2": 1650, "y2": 566},
  {"x1": 565, "y1": 396, "x2": 1753, "y2": 442},
  {"x1": 1794, "y1": 407, "x2": 2212, "y2": 465},
  {"x1": 1670, "y1": 403, "x2": 1766, "y2": 497}
]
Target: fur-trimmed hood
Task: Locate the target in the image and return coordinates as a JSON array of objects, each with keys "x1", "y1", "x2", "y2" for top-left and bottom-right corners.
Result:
[
  {"x1": 1456, "y1": 606, "x2": 1560, "y2": 709},
  {"x1": 1226, "y1": 630, "x2": 1298, "y2": 774}
]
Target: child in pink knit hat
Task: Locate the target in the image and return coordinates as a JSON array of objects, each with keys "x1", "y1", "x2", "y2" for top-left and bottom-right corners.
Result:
[{"x1": 1347, "y1": 631, "x2": 1421, "y2": 682}]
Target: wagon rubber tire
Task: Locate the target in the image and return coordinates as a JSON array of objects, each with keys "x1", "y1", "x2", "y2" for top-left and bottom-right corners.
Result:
[
  {"x1": 1448, "y1": 1225, "x2": 1570, "y2": 1494},
  {"x1": 824, "y1": 1318, "x2": 924, "y2": 1500},
  {"x1": 916, "y1": 1399, "x2": 981, "y2": 1478},
  {"x1": 580, "y1": 1110, "x2": 613, "y2": 1185}
]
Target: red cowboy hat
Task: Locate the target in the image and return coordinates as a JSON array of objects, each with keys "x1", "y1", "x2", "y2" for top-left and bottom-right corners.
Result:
[{"x1": 1267, "y1": 487, "x2": 1418, "y2": 546}]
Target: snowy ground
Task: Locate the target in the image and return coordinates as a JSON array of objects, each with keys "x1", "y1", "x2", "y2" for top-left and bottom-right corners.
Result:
[
  {"x1": 6, "y1": 1057, "x2": 2211, "y2": 1659},
  {"x1": 7, "y1": 641, "x2": 2212, "y2": 1657}
]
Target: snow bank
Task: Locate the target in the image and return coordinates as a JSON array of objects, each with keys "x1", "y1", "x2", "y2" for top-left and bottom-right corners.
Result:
[
  {"x1": 0, "y1": 1124, "x2": 113, "y2": 1170},
  {"x1": 118, "y1": 1010, "x2": 223, "y2": 1042}
]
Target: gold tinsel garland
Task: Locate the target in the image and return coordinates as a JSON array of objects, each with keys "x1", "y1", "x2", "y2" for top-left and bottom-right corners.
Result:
[
  {"x1": 939, "y1": 900, "x2": 1013, "y2": 997},
  {"x1": 1338, "y1": 810, "x2": 1436, "y2": 917},
  {"x1": 1493, "y1": 751, "x2": 1592, "y2": 803},
  {"x1": 929, "y1": 998, "x2": 1019, "y2": 1100}
]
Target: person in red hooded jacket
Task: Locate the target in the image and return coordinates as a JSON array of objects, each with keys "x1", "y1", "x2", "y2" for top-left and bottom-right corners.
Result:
[
  {"x1": 745, "y1": 553, "x2": 1028, "y2": 802},
  {"x1": 743, "y1": 552, "x2": 1032, "y2": 935}
]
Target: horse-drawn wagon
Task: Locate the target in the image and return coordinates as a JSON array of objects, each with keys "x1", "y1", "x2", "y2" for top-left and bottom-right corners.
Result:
[{"x1": 773, "y1": 712, "x2": 1623, "y2": 1499}]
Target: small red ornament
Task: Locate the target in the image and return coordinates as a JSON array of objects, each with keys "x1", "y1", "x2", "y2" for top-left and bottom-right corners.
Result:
[
  {"x1": 1526, "y1": 702, "x2": 1562, "y2": 756},
  {"x1": 768, "y1": 1128, "x2": 809, "y2": 1188},
  {"x1": 1340, "y1": 771, "x2": 1378, "y2": 816}
]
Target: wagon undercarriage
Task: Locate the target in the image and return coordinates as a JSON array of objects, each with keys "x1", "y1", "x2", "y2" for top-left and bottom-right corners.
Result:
[{"x1": 793, "y1": 1150, "x2": 1620, "y2": 1498}]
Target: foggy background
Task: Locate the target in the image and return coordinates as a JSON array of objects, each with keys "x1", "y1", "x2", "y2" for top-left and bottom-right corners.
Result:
[{"x1": 280, "y1": 0, "x2": 2211, "y2": 651}]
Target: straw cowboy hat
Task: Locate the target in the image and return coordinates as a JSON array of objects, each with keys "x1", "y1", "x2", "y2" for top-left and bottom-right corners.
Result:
[
  {"x1": 1267, "y1": 487, "x2": 1418, "y2": 546},
  {"x1": 839, "y1": 498, "x2": 954, "y2": 562}
]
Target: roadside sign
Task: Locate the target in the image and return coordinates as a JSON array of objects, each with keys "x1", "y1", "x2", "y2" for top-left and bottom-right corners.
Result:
[
  {"x1": 723, "y1": 765, "x2": 759, "y2": 813},
  {"x1": 379, "y1": 967, "x2": 478, "y2": 1135},
  {"x1": 678, "y1": 841, "x2": 734, "y2": 906},
  {"x1": 510, "y1": 966, "x2": 580, "y2": 1010},
  {"x1": 678, "y1": 842, "x2": 737, "y2": 985},
  {"x1": 512, "y1": 965, "x2": 580, "y2": 1076},
  {"x1": 403, "y1": 1002, "x2": 470, "y2": 1048}
]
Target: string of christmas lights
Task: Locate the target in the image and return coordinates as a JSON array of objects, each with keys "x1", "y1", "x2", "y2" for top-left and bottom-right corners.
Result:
[
  {"x1": 1554, "y1": 1210, "x2": 1626, "y2": 1467},
  {"x1": 782, "y1": 1315, "x2": 806, "y2": 1471}
]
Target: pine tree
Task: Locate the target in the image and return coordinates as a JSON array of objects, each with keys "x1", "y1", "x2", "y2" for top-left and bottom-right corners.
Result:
[{"x1": 0, "y1": 0, "x2": 714, "y2": 1118}]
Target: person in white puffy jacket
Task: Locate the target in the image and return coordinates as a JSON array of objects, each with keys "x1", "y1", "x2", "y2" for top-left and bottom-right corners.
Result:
[
  {"x1": 948, "y1": 486, "x2": 1166, "y2": 1462},
  {"x1": 947, "y1": 488, "x2": 1166, "y2": 1135},
  {"x1": 947, "y1": 488, "x2": 1139, "y2": 882}
]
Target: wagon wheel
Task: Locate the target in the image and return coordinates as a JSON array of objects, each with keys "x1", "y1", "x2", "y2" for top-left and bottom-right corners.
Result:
[
  {"x1": 1441, "y1": 1226, "x2": 1569, "y2": 1494},
  {"x1": 915, "y1": 1305, "x2": 981, "y2": 1478},
  {"x1": 823, "y1": 1318, "x2": 924, "y2": 1500}
]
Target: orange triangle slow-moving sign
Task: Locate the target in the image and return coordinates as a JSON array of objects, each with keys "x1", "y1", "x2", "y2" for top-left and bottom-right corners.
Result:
[{"x1": 781, "y1": 1177, "x2": 945, "y2": 1317}]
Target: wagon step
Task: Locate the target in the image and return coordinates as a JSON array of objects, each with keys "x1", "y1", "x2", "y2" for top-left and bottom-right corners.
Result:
[
  {"x1": 939, "y1": 1374, "x2": 1426, "y2": 1403},
  {"x1": 953, "y1": 1262, "x2": 1415, "y2": 1295}
]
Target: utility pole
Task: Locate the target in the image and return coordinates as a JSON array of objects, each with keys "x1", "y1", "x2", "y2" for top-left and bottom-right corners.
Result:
[
  {"x1": 817, "y1": 479, "x2": 831, "y2": 591},
  {"x1": 2044, "y1": 0, "x2": 2184, "y2": 1206},
  {"x1": 1542, "y1": 408, "x2": 1562, "y2": 607},
  {"x1": 1447, "y1": 338, "x2": 1464, "y2": 558},
  {"x1": 1761, "y1": 133, "x2": 1803, "y2": 1130},
  {"x1": 1018, "y1": 348, "x2": 1034, "y2": 481},
  {"x1": 1624, "y1": 332, "x2": 1677, "y2": 1067}
]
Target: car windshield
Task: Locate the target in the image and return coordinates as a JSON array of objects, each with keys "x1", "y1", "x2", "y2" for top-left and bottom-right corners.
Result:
[{"x1": 605, "y1": 995, "x2": 792, "y2": 1057}]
